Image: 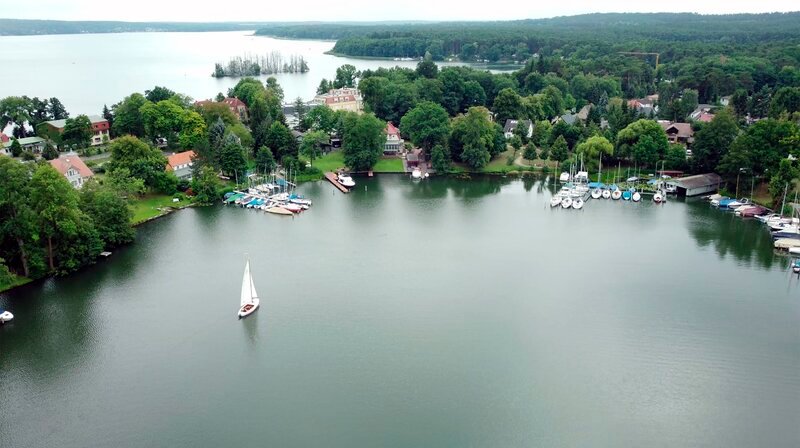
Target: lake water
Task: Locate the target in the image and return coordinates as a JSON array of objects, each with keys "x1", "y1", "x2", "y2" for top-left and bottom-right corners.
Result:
[
  {"x1": 1, "y1": 176, "x2": 799, "y2": 447},
  {"x1": 0, "y1": 31, "x2": 488, "y2": 116}
]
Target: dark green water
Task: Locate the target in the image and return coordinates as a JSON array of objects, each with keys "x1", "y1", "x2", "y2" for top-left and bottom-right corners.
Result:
[{"x1": 2, "y1": 175, "x2": 799, "y2": 447}]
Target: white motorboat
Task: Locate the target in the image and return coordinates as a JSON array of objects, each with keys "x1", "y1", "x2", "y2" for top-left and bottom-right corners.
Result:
[
  {"x1": 559, "y1": 172, "x2": 570, "y2": 183},
  {"x1": 550, "y1": 196, "x2": 562, "y2": 207},
  {"x1": 726, "y1": 198, "x2": 750, "y2": 209},
  {"x1": 653, "y1": 192, "x2": 663, "y2": 203},
  {"x1": 789, "y1": 247, "x2": 800, "y2": 255},
  {"x1": 611, "y1": 189, "x2": 622, "y2": 200},
  {"x1": 632, "y1": 192, "x2": 641, "y2": 202},
  {"x1": 602, "y1": 189, "x2": 611, "y2": 199},
  {"x1": 282, "y1": 203, "x2": 303, "y2": 213},
  {"x1": 411, "y1": 168, "x2": 422, "y2": 180},
  {"x1": 707, "y1": 193, "x2": 724, "y2": 202},
  {"x1": 0, "y1": 309, "x2": 13, "y2": 324},
  {"x1": 775, "y1": 238, "x2": 800, "y2": 250},
  {"x1": 238, "y1": 258, "x2": 260, "y2": 319},
  {"x1": 265, "y1": 206, "x2": 294, "y2": 216},
  {"x1": 561, "y1": 197, "x2": 573, "y2": 209},
  {"x1": 337, "y1": 173, "x2": 356, "y2": 188},
  {"x1": 590, "y1": 189, "x2": 602, "y2": 199},
  {"x1": 572, "y1": 198, "x2": 584, "y2": 209}
]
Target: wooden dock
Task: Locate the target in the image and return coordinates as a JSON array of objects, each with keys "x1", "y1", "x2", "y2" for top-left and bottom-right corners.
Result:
[{"x1": 324, "y1": 172, "x2": 350, "y2": 193}]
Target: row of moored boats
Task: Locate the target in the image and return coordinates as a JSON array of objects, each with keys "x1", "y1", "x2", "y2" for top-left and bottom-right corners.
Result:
[
  {"x1": 224, "y1": 184, "x2": 313, "y2": 215},
  {"x1": 709, "y1": 194, "x2": 800, "y2": 256}
]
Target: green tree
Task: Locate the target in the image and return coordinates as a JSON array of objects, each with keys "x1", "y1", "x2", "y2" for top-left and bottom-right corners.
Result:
[
  {"x1": 749, "y1": 85, "x2": 772, "y2": 118},
  {"x1": 616, "y1": 119, "x2": 669, "y2": 166},
  {"x1": 317, "y1": 78, "x2": 332, "y2": 95},
  {"x1": 106, "y1": 167, "x2": 146, "y2": 199},
  {"x1": 719, "y1": 119, "x2": 798, "y2": 176},
  {"x1": 254, "y1": 146, "x2": 277, "y2": 173},
  {"x1": 342, "y1": 112, "x2": 385, "y2": 171},
  {"x1": 107, "y1": 136, "x2": 168, "y2": 188},
  {"x1": 0, "y1": 157, "x2": 38, "y2": 277},
  {"x1": 492, "y1": 88, "x2": 524, "y2": 124},
  {"x1": 140, "y1": 99, "x2": 184, "y2": 146},
  {"x1": 230, "y1": 78, "x2": 266, "y2": 107},
  {"x1": 111, "y1": 93, "x2": 147, "y2": 137},
  {"x1": 42, "y1": 141, "x2": 59, "y2": 160},
  {"x1": 144, "y1": 86, "x2": 177, "y2": 103},
  {"x1": 531, "y1": 120, "x2": 551, "y2": 147},
  {"x1": 179, "y1": 109, "x2": 207, "y2": 149},
  {"x1": 191, "y1": 165, "x2": 222, "y2": 205},
  {"x1": 730, "y1": 89, "x2": 749, "y2": 117},
  {"x1": 576, "y1": 135, "x2": 613, "y2": 160},
  {"x1": 334, "y1": 64, "x2": 358, "y2": 89},
  {"x1": 80, "y1": 182, "x2": 135, "y2": 247},
  {"x1": 0, "y1": 96, "x2": 34, "y2": 135},
  {"x1": 691, "y1": 109, "x2": 739, "y2": 173},
  {"x1": 664, "y1": 144, "x2": 689, "y2": 171},
  {"x1": 300, "y1": 130, "x2": 328, "y2": 167},
  {"x1": 9, "y1": 139, "x2": 22, "y2": 157},
  {"x1": 29, "y1": 164, "x2": 100, "y2": 272},
  {"x1": 430, "y1": 144, "x2": 451, "y2": 172},
  {"x1": 219, "y1": 134, "x2": 247, "y2": 179},
  {"x1": 102, "y1": 103, "x2": 114, "y2": 130},
  {"x1": 293, "y1": 97, "x2": 308, "y2": 127},
  {"x1": 62, "y1": 114, "x2": 93, "y2": 149},
  {"x1": 448, "y1": 107, "x2": 498, "y2": 169},
  {"x1": 770, "y1": 87, "x2": 800, "y2": 117},
  {"x1": 47, "y1": 97, "x2": 69, "y2": 120},
  {"x1": 550, "y1": 135, "x2": 569, "y2": 162},
  {"x1": 769, "y1": 159, "x2": 797, "y2": 202},
  {"x1": 416, "y1": 57, "x2": 438, "y2": 79},
  {"x1": 400, "y1": 101, "x2": 450, "y2": 151},
  {"x1": 265, "y1": 122, "x2": 297, "y2": 160},
  {"x1": 305, "y1": 105, "x2": 336, "y2": 134}
]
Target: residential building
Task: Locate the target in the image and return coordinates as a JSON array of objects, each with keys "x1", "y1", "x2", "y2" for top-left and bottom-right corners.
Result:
[
  {"x1": 627, "y1": 97, "x2": 658, "y2": 116},
  {"x1": 0, "y1": 133, "x2": 9, "y2": 156},
  {"x1": 384, "y1": 122, "x2": 404, "y2": 154},
  {"x1": 313, "y1": 88, "x2": 363, "y2": 113},
  {"x1": 690, "y1": 105, "x2": 715, "y2": 122},
  {"x1": 45, "y1": 115, "x2": 110, "y2": 146},
  {"x1": 166, "y1": 150, "x2": 196, "y2": 180},
  {"x1": 503, "y1": 119, "x2": 533, "y2": 139},
  {"x1": 195, "y1": 98, "x2": 248, "y2": 121},
  {"x1": 2, "y1": 136, "x2": 47, "y2": 155},
  {"x1": 49, "y1": 155, "x2": 93, "y2": 188},
  {"x1": 658, "y1": 121, "x2": 694, "y2": 145}
]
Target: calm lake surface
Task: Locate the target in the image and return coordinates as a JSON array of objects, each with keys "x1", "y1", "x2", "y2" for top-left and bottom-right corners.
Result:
[
  {"x1": 1, "y1": 175, "x2": 799, "y2": 447},
  {"x1": 0, "y1": 31, "x2": 492, "y2": 115}
]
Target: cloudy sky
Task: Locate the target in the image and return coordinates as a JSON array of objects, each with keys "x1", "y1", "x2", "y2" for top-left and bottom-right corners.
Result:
[{"x1": 8, "y1": 1, "x2": 800, "y2": 22}]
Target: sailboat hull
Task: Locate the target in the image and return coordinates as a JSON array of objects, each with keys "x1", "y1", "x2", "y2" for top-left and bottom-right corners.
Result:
[{"x1": 238, "y1": 299, "x2": 260, "y2": 318}]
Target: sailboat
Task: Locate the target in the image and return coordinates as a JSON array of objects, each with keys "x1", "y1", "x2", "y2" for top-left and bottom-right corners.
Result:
[{"x1": 237, "y1": 258, "x2": 260, "y2": 318}]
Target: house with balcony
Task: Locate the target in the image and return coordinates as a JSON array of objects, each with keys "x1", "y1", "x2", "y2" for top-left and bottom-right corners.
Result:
[
  {"x1": 49, "y1": 155, "x2": 94, "y2": 188},
  {"x1": 384, "y1": 122, "x2": 404, "y2": 154}
]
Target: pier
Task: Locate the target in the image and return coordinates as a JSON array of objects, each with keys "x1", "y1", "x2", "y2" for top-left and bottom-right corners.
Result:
[{"x1": 324, "y1": 172, "x2": 350, "y2": 193}]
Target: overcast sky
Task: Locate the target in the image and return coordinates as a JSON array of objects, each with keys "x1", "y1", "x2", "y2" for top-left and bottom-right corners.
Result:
[{"x1": 7, "y1": 1, "x2": 799, "y2": 22}]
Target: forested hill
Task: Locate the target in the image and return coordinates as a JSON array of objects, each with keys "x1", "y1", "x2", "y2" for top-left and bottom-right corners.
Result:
[
  {"x1": 0, "y1": 19, "x2": 267, "y2": 35},
  {"x1": 256, "y1": 13, "x2": 800, "y2": 61}
]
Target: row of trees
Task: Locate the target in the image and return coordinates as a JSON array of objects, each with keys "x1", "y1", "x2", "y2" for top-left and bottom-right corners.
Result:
[
  {"x1": 0, "y1": 157, "x2": 134, "y2": 281},
  {"x1": 0, "y1": 95, "x2": 68, "y2": 138}
]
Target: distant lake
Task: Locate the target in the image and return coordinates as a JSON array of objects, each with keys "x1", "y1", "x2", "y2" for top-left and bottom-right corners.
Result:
[{"x1": 0, "y1": 31, "x2": 510, "y2": 115}]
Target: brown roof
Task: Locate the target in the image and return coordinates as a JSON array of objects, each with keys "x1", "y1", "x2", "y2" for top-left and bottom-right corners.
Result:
[
  {"x1": 660, "y1": 121, "x2": 693, "y2": 138},
  {"x1": 49, "y1": 155, "x2": 93, "y2": 179},
  {"x1": 223, "y1": 97, "x2": 247, "y2": 109},
  {"x1": 166, "y1": 150, "x2": 196, "y2": 171}
]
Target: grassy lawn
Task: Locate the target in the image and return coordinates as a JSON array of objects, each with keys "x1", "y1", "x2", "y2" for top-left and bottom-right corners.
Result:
[
  {"x1": 482, "y1": 149, "x2": 520, "y2": 173},
  {"x1": 0, "y1": 275, "x2": 31, "y2": 293},
  {"x1": 373, "y1": 157, "x2": 404, "y2": 173},
  {"x1": 130, "y1": 194, "x2": 191, "y2": 224},
  {"x1": 309, "y1": 151, "x2": 345, "y2": 173}
]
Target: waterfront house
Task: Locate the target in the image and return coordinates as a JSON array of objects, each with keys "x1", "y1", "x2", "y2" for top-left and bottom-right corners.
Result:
[
  {"x1": 44, "y1": 115, "x2": 110, "y2": 146},
  {"x1": 406, "y1": 149, "x2": 423, "y2": 167},
  {"x1": 195, "y1": 98, "x2": 249, "y2": 121},
  {"x1": 312, "y1": 88, "x2": 363, "y2": 113},
  {"x1": 166, "y1": 150, "x2": 196, "y2": 180},
  {"x1": 658, "y1": 121, "x2": 694, "y2": 145},
  {"x1": 666, "y1": 173, "x2": 723, "y2": 197},
  {"x1": 49, "y1": 155, "x2": 93, "y2": 188},
  {"x1": 2, "y1": 136, "x2": 47, "y2": 155},
  {"x1": 503, "y1": 119, "x2": 533, "y2": 139},
  {"x1": 384, "y1": 122, "x2": 404, "y2": 154}
]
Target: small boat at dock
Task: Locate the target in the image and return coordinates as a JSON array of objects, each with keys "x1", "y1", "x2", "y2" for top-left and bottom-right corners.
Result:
[
  {"x1": 572, "y1": 198, "x2": 584, "y2": 210},
  {"x1": 793, "y1": 260, "x2": 800, "y2": 274},
  {"x1": 632, "y1": 191, "x2": 641, "y2": 202},
  {"x1": 337, "y1": 173, "x2": 356, "y2": 188},
  {"x1": 590, "y1": 189, "x2": 602, "y2": 199},
  {"x1": 265, "y1": 206, "x2": 294, "y2": 216},
  {"x1": 602, "y1": 189, "x2": 611, "y2": 199},
  {"x1": 0, "y1": 309, "x2": 13, "y2": 324},
  {"x1": 561, "y1": 197, "x2": 573, "y2": 208},
  {"x1": 774, "y1": 238, "x2": 800, "y2": 250},
  {"x1": 559, "y1": 172, "x2": 570, "y2": 183},
  {"x1": 550, "y1": 196, "x2": 562, "y2": 207}
]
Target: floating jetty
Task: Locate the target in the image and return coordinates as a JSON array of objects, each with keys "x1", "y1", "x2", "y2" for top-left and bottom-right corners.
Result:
[{"x1": 324, "y1": 172, "x2": 350, "y2": 193}]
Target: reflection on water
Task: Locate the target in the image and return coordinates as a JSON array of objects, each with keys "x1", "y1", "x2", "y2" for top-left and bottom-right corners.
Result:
[{"x1": 1, "y1": 175, "x2": 797, "y2": 448}]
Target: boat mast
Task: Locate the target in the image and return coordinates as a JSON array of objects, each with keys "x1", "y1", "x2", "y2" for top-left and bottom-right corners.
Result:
[{"x1": 780, "y1": 183, "x2": 788, "y2": 218}]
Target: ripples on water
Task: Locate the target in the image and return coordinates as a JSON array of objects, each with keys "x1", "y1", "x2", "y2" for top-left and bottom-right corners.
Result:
[{"x1": 1, "y1": 176, "x2": 798, "y2": 448}]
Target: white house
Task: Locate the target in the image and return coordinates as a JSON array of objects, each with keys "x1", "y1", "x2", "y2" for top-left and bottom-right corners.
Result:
[
  {"x1": 49, "y1": 155, "x2": 94, "y2": 188},
  {"x1": 503, "y1": 119, "x2": 533, "y2": 139}
]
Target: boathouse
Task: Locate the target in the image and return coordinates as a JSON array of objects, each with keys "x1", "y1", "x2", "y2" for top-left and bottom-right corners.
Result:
[{"x1": 667, "y1": 173, "x2": 723, "y2": 197}]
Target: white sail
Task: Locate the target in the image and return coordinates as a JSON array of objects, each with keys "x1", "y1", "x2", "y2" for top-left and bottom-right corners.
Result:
[
  {"x1": 249, "y1": 268, "x2": 259, "y2": 303},
  {"x1": 240, "y1": 260, "x2": 253, "y2": 307}
]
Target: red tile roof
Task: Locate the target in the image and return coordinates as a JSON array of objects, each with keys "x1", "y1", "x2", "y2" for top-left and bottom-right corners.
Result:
[
  {"x1": 0, "y1": 133, "x2": 8, "y2": 143},
  {"x1": 324, "y1": 95, "x2": 357, "y2": 104},
  {"x1": 49, "y1": 155, "x2": 93, "y2": 179},
  {"x1": 386, "y1": 122, "x2": 400, "y2": 137},
  {"x1": 166, "y1": 150, "x2": 196, "y2": 171},
  {"x1": 223, "y1": 97, "x2": 246, "y2": 109}
]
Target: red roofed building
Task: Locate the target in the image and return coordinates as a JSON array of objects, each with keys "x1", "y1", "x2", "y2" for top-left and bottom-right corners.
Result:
[
  {"x1": 44, "y1": 115, "x2": 110, "y2": 146},
  {"x1": 195, "y1": 98, "x2": 248, "y2": 121},
  {"x1": 384, "y1": 122, "x2": 404, "y2": 154},
  {"x1": 166, "y1": 150, "x2": 196, "y2": 180},
  {"x1": 49, "y1": 155, "x2": 94, "y2": 188}
]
